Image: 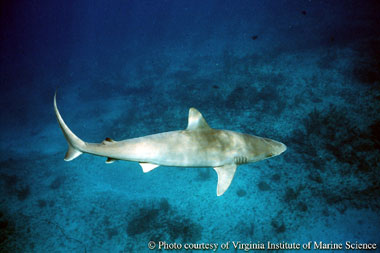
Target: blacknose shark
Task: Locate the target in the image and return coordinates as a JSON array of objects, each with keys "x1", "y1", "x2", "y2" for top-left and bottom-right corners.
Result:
[{"x1": 54, "y1": 93, "x2": 286, "y2": 196}]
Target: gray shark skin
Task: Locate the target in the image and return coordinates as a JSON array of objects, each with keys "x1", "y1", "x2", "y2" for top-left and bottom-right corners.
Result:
[{"x1": 54, "y1": 93, "x2": 286, "y2": 196}]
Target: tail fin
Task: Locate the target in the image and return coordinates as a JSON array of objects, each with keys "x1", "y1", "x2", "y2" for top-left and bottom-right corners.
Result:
[{"x1": 54, "y1": 91, "x2": 86, "y2": 161}]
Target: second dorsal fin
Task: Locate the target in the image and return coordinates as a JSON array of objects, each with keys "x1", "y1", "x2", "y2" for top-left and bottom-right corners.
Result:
[
  {"x1": 102, "y1": 137, "x2": 115, "y2": 145},
  {"x1": 186, "y1": 108, "x2": 211, "y2": 130}
]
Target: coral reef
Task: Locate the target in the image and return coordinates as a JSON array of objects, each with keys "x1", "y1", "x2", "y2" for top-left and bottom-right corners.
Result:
[
  {"x1": 236, "y1": 189, "x2": 247, "y2": 197},
  {"x1": 49, "y1": 175, "x2": 66, "y2": 190},
  {"x1": 126, "y1": 199, "x2": 202, "y2": 243},
  {"x1": 288, "y1": 103, "x2": 380, "y2": 211}
]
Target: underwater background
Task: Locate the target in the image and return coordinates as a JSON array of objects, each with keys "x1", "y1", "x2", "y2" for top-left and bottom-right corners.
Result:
[{"x1": 1, "y1": 0, "x2": 379, "y2": 252}]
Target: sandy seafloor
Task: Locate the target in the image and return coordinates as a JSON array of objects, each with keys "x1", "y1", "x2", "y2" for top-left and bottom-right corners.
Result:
[{"x1": 0, "y1": 1, "x2": 379, "y2": 252}]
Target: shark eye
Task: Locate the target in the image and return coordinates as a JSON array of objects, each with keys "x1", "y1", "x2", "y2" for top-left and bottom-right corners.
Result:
[{"x1": 266, "y1": 153, "x2": 274, "y2": 158}]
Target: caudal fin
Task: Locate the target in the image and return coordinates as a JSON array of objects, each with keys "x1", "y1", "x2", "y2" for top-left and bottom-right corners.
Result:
[{"x1": 54, "y1": 91, "x2": 86, "y2": 161}]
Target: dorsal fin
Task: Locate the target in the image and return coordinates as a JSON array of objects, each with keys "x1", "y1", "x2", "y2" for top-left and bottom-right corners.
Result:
[
  {"x1": 102, "y1": 137, "x2": 115, "y2": 145},
  {"x1": 186, "y1": 108, "x2": 211, "y2": 130}
]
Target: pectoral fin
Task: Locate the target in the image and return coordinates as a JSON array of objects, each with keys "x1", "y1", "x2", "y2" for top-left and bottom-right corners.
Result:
[
  {"x1": 139, "y1": 162, "x2": 159, "y2": 173},
  {"x1": 213, "y1": 164, "x2": 237, "y2": 196}
]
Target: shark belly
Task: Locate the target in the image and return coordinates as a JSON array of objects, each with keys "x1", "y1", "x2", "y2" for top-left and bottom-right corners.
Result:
[{"x1": 111, "y1": 130, "x2": 234, "y2": 167}]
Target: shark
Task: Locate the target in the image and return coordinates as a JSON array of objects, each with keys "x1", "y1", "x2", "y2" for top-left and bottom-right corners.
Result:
[{"x1": 54, "y1": 93, "x2": 286, "y2": 196}]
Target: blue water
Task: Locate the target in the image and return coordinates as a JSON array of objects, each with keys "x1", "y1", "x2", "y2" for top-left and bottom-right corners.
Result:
[{"x1": 1, "y1": 0, "x2": 379, "y2": 252}]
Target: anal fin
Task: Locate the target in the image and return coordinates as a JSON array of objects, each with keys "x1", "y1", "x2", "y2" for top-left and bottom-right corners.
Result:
[
  {"x1": 139, "y1": 162, "x2": 159, "y2": 173},
  {"x1": 106, "y1": 157, "x2": 117, "y2": 164},
  {"x1": 213, "y1": 164, "x2": 237, "y2": 196}
]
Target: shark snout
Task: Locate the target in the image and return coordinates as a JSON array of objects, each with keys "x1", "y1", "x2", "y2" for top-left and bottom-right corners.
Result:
[
  {"x1": 274, "y1": 141, "x2": 287, "y2": 155},
  {"x1": 260, "y1": 137, "x2": 287, "y2": 158},
  {"x1": 264, "y1": 137, "x2": 286, "y2": 156}
]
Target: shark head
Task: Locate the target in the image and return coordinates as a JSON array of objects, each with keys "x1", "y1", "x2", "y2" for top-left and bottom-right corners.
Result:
[
  {"x1": 264, "y1": 137, "x2": 287, "y2": 156},
  {"x1": 242, "y1": 135, "x2": 287, "y2": 163}
]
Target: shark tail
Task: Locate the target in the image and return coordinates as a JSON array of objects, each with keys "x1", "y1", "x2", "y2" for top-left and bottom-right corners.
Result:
[{"x1": 54, "y1": 91, "x2": 86, "y2": 161}]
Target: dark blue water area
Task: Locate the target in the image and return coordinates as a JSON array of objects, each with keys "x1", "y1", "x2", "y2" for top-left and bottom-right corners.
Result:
[{"x1": 1, "y1": 0, "x2": 380, "y2": 252}]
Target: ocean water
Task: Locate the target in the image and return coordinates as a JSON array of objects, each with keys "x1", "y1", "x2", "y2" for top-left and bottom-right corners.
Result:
[{"x1": 1, "y1": 0, "x2": 379, "y2": 252}]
